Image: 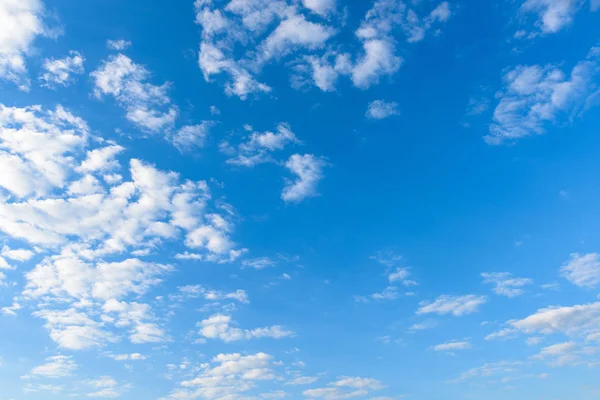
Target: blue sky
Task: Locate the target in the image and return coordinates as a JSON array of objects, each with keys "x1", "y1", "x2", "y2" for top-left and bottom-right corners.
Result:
[{"x1": 1, "y1": 0, "x2": 600, "y2": 399}]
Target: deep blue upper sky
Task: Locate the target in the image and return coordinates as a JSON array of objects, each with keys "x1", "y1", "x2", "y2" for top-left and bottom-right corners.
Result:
[{"x1": 1, "y1": 0, "x2": 600, "y2": 399}]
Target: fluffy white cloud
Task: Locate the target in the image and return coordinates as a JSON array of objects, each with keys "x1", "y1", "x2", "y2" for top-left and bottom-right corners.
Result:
[
  {"x1": 432, "y1": 340, "x2": 472, "y2": 352},
  {"x1": 486, "y1": 45, "x2": 600, "y2": 144},
  {"x1": 366, "y1": 100, "x2": 399, "y2": 119},
  {"x1": 1, "y1": 245, "x2": 35, "y2": 261},
  {"x1": 510, "y1": 302, "x2": 600, "y2": 341},
  {"x1": 195, "y1": 0, "x2": 451, "y2": 96},
  {"x1": 160, "y1": 352, "x2": 279, "y2": 400},
  {"x1": 198, "y1": 314, "x2": 293, "y2": 342},
  {"x1": 91, "y1": 54, "x2": 178, "y2": 133},
  {"x1": 0, "y1": 104, "x2": 242, "y2": 349},
  {"x1": 560, "y1": 253, "x2": 600, "y2": 288},
  {"x1": 281, "y1": 154, "x2": 326, "y2": 203},
  {"x1": 0, "y1": 0, "x2": 51, "y2": 90},
  {"x1": 259, "y1": 14, "x2": 335, "y2": 63},
  {"x1": 29, "y1": 355, "x2": 77, "y2": 378},
  {"x1": 519, "y1": 0, "x2": 593, "y2": 36},
  {"x1": 39, "y1": 51, "x2": 85, "y2": 88},
  {"x1": 33, "y1": 308, "x2": 117, "y2": 350},
  {"x1": 302, "y1": 0, "x2": 337, "y2": 16},
  {"x1": 481, "y1": 272, "x2": 533, "y2": 297},
  {"x1": 85, "y1": 376, "x2": 129, "y2": 398},
  {"x1": 417, "y1": 294, "x2": 487, "y2": 316},
  {"x1": 0, "y1": 104, "x2": 89, "y2": 198}
]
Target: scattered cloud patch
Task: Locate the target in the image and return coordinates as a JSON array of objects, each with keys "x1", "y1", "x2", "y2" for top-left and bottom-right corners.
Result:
[
  {"x1": 366, "y1": 100, "x2": 399, "y2": 119},
  {"x1": 417, "y1": 295, "x2": 487, "y2": 316},
  {"x1": 39, "y1": 51, "x2": 85, "y2": 88}
]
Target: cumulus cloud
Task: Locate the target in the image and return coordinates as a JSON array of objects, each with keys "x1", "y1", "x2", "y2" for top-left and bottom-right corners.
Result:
[
  {"x1": 195, "y1": 0, "x2": 451, "y2": 96},
  {"x1": 160, "y1": 352, "x2": 279, "y2": 399},
  {"x1": 281, "y1": 154, "x2": 327, "y2": 203},
  {"x1": 518, "y1": 0, "x2": 594, "y2": 37},
  {"x1": 486, "y1": 45, "x2": 600, "y2": 144},
  {"x1": 91, "y1": 54, "x2": 178, "y2": 133},
  {"x1": 198, "y1": 314, "x2": 293, "y2": 342},
  {"x1": 0, "y1": 104, "x2": 242, "y2": 349},
  {"x1": 417, "y1": 294, "x2": 487, "y2": 316},
  {"x1": 0, "y1": 0, "x2": 52, "y2": 90},
  {"x1": 39, "y1": 51, "x2": 85, "y2": 88},
  {"x1": 366, "y1": 100, "x2": 399, "y2": 119}
]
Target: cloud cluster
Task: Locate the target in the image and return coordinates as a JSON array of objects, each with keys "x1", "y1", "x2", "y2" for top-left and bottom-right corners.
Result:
[
  {"x1": 39, "y1": 51, "x2": 85, "y2": 88},
  {"x1": 194, "y1": 0, "x2": 451, "y2": 98},
  {"x1": 0, "y1": 0, "x2": 51, "y2": 90},
  {"x1": 198, "y1": 314, "x2": 294, "y2": 342},
  {"x1": 486, "y1": 45, "x2": 600, "y2": 144},
  {"x1": 160, "y1": 352, "x2": 280, "y2": 399},
  {"x1": 0, "y1": 104, "x2": 243, "y2": 349}
]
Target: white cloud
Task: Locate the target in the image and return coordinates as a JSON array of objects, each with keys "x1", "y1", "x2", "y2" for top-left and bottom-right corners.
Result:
[
  {"x1": 303, "y1": 376, "x2": 384, "y2": 399},
  {"x1": 0, "y1": 104, "x2": 89, "y2": 198},
  {"x1": 510, "y1": 302, "x2": 600, "y2": 341},
  {"x1": 519, "y1": 0, "x2": 589, "y2": 36},
  {"x1": 198, "y1": 314, "x2": 293, "y2": 342},
  {"x1": 1, "y1": 245, "x2": 35, "y2": 261},
  {"x1": 355, "y1": 286, "x2": 400, "y2": 303},
  {"x1": 0, "y1": 0, "x2": 51, "y2": 90},
  {"x1": 91, "y1": 54, "x2": 179, "y2": 133},
  {"x1": 259, "y1": 14, "x2": 335, "y2": 62},
  {"x1": 532, "y1": 341, "x2": 585, "y2": 366},
  {"x1": 195, "y1": 0, "x2": 451, "y2": 96},
  {"x1": 0, "y1": 104, "x2": 243, "y2": 349},
  {"x1": 86, "y1": 376, "x2": 129, "y2": 398},
  {"x1": 29, "y1": 355, "x2": 77, "y2": 378},
  {"x1": 204, "y1": 289, "x2": 249, "y2": 304},
  {"x1": 432, "y1": 340, "x2": 472, "y2": 352},
  {"x1": 486, "y1": 45, "x2": 600, "y2": 144},
  {"x1": 351, "y1": 39, "x2": 402, "y2": 89},
  {"x1": 39, "y1": 51, "x2": 85, "y2": 88},
  {"x1": 281, "y1": 154, "x2": 326, "y2": 203},
  {"x1": 160, "y1": 352, "x2": 279, "y2": 400},
  {"x1": 366, "y1": 100, "x2": 399, "y2": 119},
  {"x1": 33, "y1": 308, "x2": 117, "y2": 350},
  {"x1": 225, "y1": 123, "x2": 301, "y2": 167},
  {"x1": 172, "y1": 122, "x2": 216, "y2": 152},
  {"x1": 560, "y1": 253, "x2": 600, "y2": 288},
  {"x1": 302, "y1": 0, "x2": 337, "y2": 16},
  {"x1": 452, "y1": 361, "x2": 527, "y2": 383},
  {"x1": 481, "y1": 272, "x2": 533, "y2": 297},
  {"x1": 106, "y1": 39, "x2": 132, "y2": 51},
  {"x1": 110, "y1": 353, "x2": 146, "y2": 361},
  {"x1": 417, "y1": 295, "x2": 487, "y2": 316},
  {"x1": 388, "y1": 267, "x2": 417, "y2": 286}
]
